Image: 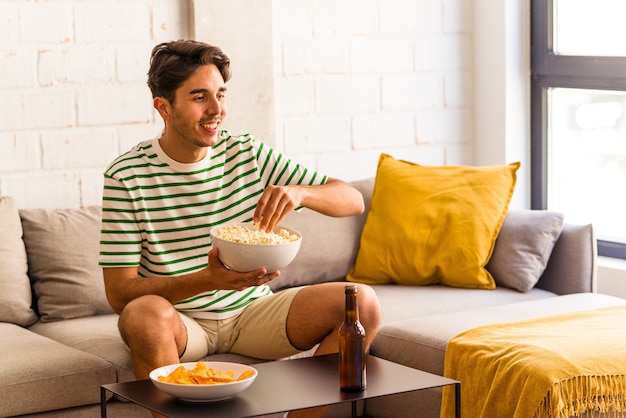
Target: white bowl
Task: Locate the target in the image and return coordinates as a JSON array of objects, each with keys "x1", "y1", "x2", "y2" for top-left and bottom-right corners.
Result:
[
  {"x1": 210, "y1": 223, "x2": 302, "y2": 273},
  {"x1": 149, "y1": 361, "x2": 258, "y2": 402}
]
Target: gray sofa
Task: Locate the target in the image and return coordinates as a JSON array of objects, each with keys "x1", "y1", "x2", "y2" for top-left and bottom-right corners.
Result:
[{"x1": 1, "y1": 177, "x2": 622, "y2": 418}]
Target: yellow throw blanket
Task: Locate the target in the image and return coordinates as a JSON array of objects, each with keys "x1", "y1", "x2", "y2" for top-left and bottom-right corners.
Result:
[{"x1": 440, "y1": 305, "x2": 626, "y2": 418}]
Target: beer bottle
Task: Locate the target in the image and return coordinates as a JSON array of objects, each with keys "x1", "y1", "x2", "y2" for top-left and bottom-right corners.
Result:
[{"x1": 339, "y1": 284, "x2": 366, "y2": 391}]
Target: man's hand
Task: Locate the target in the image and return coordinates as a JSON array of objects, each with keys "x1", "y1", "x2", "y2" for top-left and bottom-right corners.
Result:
[
  {"x1": 253, "y1": 184, "x2": 301, "y2": 232},
  {"x1": 253, "y1": 178, "x2": 365, "y2": 232},
  {"x1": 207, "y1": 247, "x2": 280, "y2": 290}
]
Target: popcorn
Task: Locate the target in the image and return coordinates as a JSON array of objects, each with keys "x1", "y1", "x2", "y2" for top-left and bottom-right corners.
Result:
[{"x1": 212, "y1": 224, "x2": 300, "y2": 245}]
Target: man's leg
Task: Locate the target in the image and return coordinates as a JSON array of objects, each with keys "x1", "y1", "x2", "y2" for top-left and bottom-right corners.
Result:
[
  {"x1": 117, "y1": 294, "x2": 188, "y2": 380},
  {"x1": 285, "y1": 282, "x2": 382, "y2": 418}
]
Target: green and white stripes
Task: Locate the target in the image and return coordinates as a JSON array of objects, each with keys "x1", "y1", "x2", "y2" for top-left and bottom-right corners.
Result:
[{"x1": 98, "y1": 131, "x2": 326, "y2": 319}]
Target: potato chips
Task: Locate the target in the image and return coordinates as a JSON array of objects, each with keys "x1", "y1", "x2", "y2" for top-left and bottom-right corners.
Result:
[{"x1": 158, "y1": 361, "x2": 255, "y2": 385}]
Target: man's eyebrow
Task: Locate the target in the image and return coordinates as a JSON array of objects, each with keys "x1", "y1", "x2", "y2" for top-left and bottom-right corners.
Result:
[{"x1": 188, "y1": 86, "x2": 227, "y2": 95}]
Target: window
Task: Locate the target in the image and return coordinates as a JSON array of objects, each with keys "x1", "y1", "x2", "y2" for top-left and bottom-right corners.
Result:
[{"x1": 531, "y1": 0, "x2": 626, "y2": 259}]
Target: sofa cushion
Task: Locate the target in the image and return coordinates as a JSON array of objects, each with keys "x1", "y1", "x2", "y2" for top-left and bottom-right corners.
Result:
[
  {"x1": 347, "y1": 154, "x2": 519, "y2": 289},
  {"x1": 0, "y1": 196, "x2": 38, "y2": 326},
  {"x1": 487, "y1": 210, "x2": 565, "y2": 292},
  {"x1": 370, "y1": 283, "x2": 556, "y2": 325},
  {"x1": 0, "y1": 322, "x2": 116, "y2": 416},
  {"x1": 20, "y1": 206, "x2": 114, "y2": 322},
  {"x1": 271, "y1": 208, "x2": 361, "y2": 290},
  {"x1": 371, "y1": 293, "x2": 626, "y2": 376},
  {"x1": 29, "y1": 314, "x2": 136, "y2": 383}
]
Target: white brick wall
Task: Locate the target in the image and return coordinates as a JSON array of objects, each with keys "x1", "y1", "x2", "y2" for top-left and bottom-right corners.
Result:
[
  {"x1": 1, "y1": 0, "x2": 474, "y2": 209},
  {"x1": 0, "y1": 0, "x2": 186, "y2": 209},
  {"x1": 20, "y1": 2, "x2": 73, "y2": 43},
  {"x1": 73, "y1": 2, "x2": 150, "y2": 43},
  {"x1": 269, "y1": 0, "x2": 474, "y2": 181}
]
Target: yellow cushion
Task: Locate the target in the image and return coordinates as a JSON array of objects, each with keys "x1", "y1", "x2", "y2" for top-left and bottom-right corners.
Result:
[{"x1": 347, "y1": 154, "x2": 520, "y2": 289}]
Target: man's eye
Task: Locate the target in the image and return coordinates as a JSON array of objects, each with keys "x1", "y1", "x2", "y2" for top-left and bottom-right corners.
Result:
[{"x1": 194, "y1": 96, "x2": 205, "y2": 102}]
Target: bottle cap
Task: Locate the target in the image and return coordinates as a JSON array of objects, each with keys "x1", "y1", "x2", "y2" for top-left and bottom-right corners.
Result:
[{"x1": 345, "y1": 284, "x2": 357, "y2": 292}]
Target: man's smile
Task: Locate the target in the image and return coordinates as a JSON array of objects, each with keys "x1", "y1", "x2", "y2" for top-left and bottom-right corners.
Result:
[{"x1": 200, "y1": 121, "x2": 220, "y2": 131}]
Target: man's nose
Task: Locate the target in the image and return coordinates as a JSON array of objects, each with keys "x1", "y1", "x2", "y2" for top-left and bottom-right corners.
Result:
[{"x1": 205, "y1": 97, "x2": 221, "y2": 115}]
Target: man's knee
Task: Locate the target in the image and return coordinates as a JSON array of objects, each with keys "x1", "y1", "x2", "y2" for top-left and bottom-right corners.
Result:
[
  {"x1": 123, "y1": 295, "x2": 174, "y2": 316},
  {"x1": 119, "y1": 295, "x2": 178, "y2": 335}
]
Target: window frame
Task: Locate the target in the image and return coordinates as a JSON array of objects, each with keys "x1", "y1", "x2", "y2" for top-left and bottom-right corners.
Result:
[{"x1": 531, "y1": 0, "x2": 626, "y2": 259}]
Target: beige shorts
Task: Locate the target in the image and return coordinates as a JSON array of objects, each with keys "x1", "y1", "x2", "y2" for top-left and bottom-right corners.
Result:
[{"x1": 179, "y1": 287, "x2": 304, "y2": 362}]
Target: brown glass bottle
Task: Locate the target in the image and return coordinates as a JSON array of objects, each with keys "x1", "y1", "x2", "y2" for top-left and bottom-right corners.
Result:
[{"x1": 339, "y1": 284, "x2": 366, "y2": 391}]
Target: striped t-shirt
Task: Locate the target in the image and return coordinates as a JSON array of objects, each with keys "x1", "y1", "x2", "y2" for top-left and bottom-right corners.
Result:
[{"x1": 98, "y1": 131, "x2": 327, "y2": 319}]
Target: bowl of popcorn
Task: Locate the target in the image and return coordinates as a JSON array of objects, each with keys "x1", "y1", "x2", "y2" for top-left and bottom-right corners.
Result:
[{"x1": 210, "y1": 222, "x2": 302, "y2": 273}]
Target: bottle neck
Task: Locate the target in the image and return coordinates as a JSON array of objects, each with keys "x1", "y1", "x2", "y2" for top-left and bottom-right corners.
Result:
[{"x1": 344, "y1": 290, "x2": 359, "y2": 323}]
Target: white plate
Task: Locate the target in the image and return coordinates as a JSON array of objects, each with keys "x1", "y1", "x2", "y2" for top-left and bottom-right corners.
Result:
[{"x1": 149, "y1": 361, "x2": 258, "y2": 402}]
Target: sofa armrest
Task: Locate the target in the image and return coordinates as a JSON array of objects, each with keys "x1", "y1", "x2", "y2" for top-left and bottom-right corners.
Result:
[{"x1": 535, "y1": 223, "x2": 597, "y2": 295}]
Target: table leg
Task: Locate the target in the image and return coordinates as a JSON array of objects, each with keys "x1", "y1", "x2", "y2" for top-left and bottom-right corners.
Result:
[
  {"x1": 351, "y1": 401, "x2": 357, "y2": 418},
  {"x1": 100, "y1": 386, "x2": 107, "y2": 418},
  {"x1": 455, "y1": 382, "x2": 461, "y2": 418}
]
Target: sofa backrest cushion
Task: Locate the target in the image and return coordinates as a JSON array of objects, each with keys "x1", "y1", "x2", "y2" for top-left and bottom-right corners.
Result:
[
  {"x1": 269, "y1": 178, "x2": 374, "y2": 291},
  {"x1": 0, "y1": 197, "x2": 38, "y2": 326},
  {"x1": 535, "y1": 222, "x2": 597, "y2": 294},
  {"x1": 20, "y1": 206, "x2": 114, "y2": 322}
]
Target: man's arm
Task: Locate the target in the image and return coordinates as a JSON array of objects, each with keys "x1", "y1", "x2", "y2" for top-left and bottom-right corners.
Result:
[
  {"x1": 298, "y1": 177, "x2": 365, "y2": 216},
  {"x1": 254, "y1": 177, "x2": 364, "y2": 232},
  {"x1": 103, "y1": 248, "x2": 279, "y2": 314}
]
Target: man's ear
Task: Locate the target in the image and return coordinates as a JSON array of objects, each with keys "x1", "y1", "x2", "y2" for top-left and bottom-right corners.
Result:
[{"x1": 154, "y1": 97, "x2": 171, "y2": 121}]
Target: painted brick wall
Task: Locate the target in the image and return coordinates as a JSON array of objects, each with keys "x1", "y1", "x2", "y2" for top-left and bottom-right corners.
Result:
[
  {"x1": 1, "y1": 0, "x2": 473, "y2": 209},
  {"x1": 0, "y1": 0, "x2": 188, "y2": 209},
  {"x1": 271, "y1": 0, "x2": 473, "y2": 181},
  {"x1": 195, "y1": 0, "x2": 474, "y2": 184}
]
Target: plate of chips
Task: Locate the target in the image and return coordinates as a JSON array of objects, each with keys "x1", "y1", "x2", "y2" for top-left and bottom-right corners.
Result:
[{"x1": 149, "y1": 361, "x2": 258, "y2": 402}]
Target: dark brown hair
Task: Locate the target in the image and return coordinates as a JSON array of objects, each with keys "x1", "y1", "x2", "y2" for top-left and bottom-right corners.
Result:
[{"x1": 147, "y1": 39, "x2": 231, "y2": 104}]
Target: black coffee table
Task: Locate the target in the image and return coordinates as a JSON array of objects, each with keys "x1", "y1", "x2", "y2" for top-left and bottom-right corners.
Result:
[{"x1": 101, "y1": 354, "x2": 459, "y2": 418}]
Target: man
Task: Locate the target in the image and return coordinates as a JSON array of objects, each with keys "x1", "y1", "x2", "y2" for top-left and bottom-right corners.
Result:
[{"x1": 99, "y1": 39, "x2": 382, "y2": 417}]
